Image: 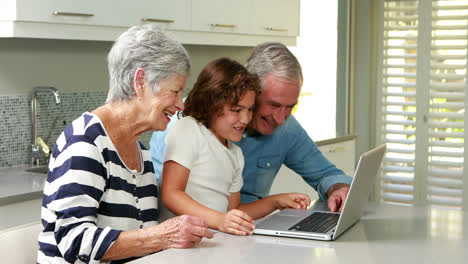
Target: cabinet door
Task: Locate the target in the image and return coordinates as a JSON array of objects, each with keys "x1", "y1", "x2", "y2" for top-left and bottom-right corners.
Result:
[
  {"x1": 138, "y1": 0, "x2": 191, "y2": 30},
  {"x1": 191, "y1": 0, "x2": 250, "y2": 34},
  {"x1": 15, "y1": 0, "x2": 100, "y2": 26},
  {"x1": 14, "y1": 0, "x2": 190, "y2": 29},
  {"x1": 318, "y1": 140, "x2": 356, "y2": 177},
  {"x1": 94, "y1": 0, "x2": 191, "y2": 29},
  {"x1": 251, "y1": 0, "x2": 300, "y2": 37}
]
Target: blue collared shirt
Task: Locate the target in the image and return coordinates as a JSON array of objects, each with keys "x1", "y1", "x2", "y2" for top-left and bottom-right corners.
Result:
[{"x1": 149, "y1": 115, "x2": 352, "y2": 203}]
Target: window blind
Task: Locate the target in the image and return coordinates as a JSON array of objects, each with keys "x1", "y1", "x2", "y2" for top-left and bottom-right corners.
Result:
[
  {"x1": 427, "y1": 1, "x2": 466, "y2": 208},
  {"x1": 378, "y1": 0, "x2": 419, "y2": 206},
  {"x1": 376, "y1": 0, "x2": 467, "y2": 210}
]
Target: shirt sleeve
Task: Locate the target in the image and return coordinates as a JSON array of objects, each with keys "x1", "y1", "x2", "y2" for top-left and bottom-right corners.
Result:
[
  {"x1": 43, "y1": 134, "x2": 120, "y2": 264},
  {"x1": 229, "y1": 145, "x2": 244, "y2": 193},
  {"x1": 283, "y1": 116, "x2": 353, "y2": 201},
  {"x1": 164, "y1": 117, "x2": 198, "y2": 170}
]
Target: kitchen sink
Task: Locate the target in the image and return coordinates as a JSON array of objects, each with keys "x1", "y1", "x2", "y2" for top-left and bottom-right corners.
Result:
[{"x1": 25, "y1": 166, "x2": 49, "y2": 174}]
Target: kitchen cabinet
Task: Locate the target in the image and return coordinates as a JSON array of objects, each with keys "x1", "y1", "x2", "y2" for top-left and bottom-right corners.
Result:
[
  {"x1": 0, "y1": 0, "x2": 298, "y2": 46},
  {"x1": 117, "y1": 0, "x2": 191, "y2": 30},
  {"x1": 1, "y1": 0, "x2": 190, "y2": 29},
  {"x1": 6, "y1": 0, "x2": 99, "y2": 26},
  {"x1": 251, "y1": 0, "x2": 300, "y2": 37},
  {"x1": 191, "y1": 0, "x2": 250, "y2": 34},
  {"x1": 270, "y1": 135, "x2": 356, "y2": 202}
]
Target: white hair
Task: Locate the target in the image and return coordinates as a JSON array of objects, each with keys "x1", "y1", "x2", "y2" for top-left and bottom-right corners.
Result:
[
  {"x1": 106, "y1": 24, "x2": 190, "y2": 103},
  {"x1": 245, "y1": 42, "x2": 303, "y2": 88}
]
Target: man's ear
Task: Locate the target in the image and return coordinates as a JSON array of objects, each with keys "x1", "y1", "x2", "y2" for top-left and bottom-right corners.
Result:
[{"x1": 133, "y1": 68, "x2": 146, "y2": 96}]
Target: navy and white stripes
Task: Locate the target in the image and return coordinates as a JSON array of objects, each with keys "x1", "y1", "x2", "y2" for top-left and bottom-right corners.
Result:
[{"x1": 37, "y1": 112, "x2": 159, "y2": 264}]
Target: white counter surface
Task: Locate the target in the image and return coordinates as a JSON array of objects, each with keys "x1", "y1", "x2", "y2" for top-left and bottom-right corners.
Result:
[{"x1": 129, "y1": 203, "x2": 468, "y2": 264}]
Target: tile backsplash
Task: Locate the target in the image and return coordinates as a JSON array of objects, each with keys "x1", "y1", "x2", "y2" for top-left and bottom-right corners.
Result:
[{"x1": 0, "y1": 91, "x2": 153, "y2": 167}]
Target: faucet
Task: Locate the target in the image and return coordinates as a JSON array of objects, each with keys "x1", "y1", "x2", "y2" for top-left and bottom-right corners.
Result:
[{"x1": 31, "y1": 86, "x2": 61, "y2": 166}]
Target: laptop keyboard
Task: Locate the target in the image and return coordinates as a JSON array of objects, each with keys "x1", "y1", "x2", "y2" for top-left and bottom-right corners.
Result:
[{"x1": 288, "y1": 212, "x2": 340, "y2": 233}]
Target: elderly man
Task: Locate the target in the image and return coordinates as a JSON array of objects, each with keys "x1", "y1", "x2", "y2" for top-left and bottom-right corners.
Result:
[{"x1": 150, "y1": 42, "x2": 352, "y2": 212}]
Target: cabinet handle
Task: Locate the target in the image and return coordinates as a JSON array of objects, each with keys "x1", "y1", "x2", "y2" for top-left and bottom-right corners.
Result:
[
  {"x1": 211, "y1": 23, "x2": 237, "y2": 28},
  {"x1": 265, "y1": 27, "x2": 288, "y2": 32},
  {"x1": 142, "y1": 18, "x2": 175, "y2": 23},
  {"x1": 329, "y1": 147, "x2": 346, "y2": 153},
  {"x1": 53, "y1": 11, "x2": 94, "y2": 17}
]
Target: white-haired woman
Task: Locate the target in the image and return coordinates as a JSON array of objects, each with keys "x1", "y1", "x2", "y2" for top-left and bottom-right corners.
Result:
[{"x1": 37, "y1": 24, "x2": 213, "y2": 264}]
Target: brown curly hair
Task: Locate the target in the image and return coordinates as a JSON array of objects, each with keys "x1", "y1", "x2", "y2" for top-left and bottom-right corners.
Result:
[{"x1": 183, "y1": 57, "x2": 261, "y2": 128}]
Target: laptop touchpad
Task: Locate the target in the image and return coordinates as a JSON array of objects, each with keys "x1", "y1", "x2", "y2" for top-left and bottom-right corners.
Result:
[{"x1": 257, "y1": 215, "x2": 302, "y2": 230}]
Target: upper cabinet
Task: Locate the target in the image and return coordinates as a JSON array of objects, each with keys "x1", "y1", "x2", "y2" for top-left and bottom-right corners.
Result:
[
  {"x1": 119, "y1": 0, "x2": 191, "y2": 30},
  {"x1": 251, "y1": 0, "x2": 300, "y2": 37},
  {"x1": 191, "y1": 0, "x2": 250, "y2": 34},
  {"x1": 0, "y1": 0, "x2": 299, "y2": 46},
  {"x1": 9, "y1": 0, "x2": 99, "y2": 25}
]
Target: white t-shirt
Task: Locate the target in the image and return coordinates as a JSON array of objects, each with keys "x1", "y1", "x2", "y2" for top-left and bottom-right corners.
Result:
[{"x1": 162, "y1": 116, "x2": 244, "y2": 217}]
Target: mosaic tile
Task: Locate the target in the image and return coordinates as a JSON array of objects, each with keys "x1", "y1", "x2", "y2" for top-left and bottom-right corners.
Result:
[{"x1": 0, "y1": 91, "x2": 153, "y2": 167}]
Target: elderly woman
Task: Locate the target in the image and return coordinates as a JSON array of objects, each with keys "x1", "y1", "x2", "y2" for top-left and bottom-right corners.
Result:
[{"x1": 36, "y1": 24, "x2": 213, "y2": 264}]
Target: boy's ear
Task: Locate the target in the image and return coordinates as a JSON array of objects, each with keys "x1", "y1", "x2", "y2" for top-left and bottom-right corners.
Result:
[{"x1": 133, "y1": 68, "x2": 146, "y2": 96}]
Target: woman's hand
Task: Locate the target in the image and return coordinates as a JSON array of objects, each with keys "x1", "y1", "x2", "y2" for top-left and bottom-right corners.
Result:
[
  {"x1": 216, "y1": 209, "x2": 255, "y2": 236},
  {"x1": 147, "y1": 215, "x2": 214, "y2": 249},
  {"x1": 272, "y1": 193, "x2": 311, "y2": 210}
]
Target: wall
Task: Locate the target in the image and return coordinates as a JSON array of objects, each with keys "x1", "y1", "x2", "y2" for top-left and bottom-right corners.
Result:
[
  {"x1": 350, "y1": 0, "x2": 377, "y2": 161},
  {"x1": 350, "y1": 0, "x2": 379, "y2": 199},
  {"x1": 0, "y1": 38, "x2": 252, "y2": 166}
]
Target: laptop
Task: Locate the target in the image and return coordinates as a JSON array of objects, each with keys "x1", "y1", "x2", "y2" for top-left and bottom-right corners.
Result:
[{"x1": 253, "y1": 144, "x2": 386, "y2": 241}]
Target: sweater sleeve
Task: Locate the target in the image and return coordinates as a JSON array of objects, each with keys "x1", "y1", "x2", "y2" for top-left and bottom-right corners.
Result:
[{"x1": 42, "y1": 134, "x2": 120, "y2": 264}]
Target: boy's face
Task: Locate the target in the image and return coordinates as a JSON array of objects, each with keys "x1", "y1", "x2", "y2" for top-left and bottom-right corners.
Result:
[
  {"x1": 251, "y1": 74, "x2": 301, "y2": 135},
  {"x1": 210, "y1": 90, "x2": 256, "y2": 145}
]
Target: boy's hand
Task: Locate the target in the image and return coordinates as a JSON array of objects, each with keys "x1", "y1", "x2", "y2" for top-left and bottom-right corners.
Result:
[
  {"x1": 273, "y1": 193, "x2": 311, "y2": 210},
  {"x1": 216, "y1": 209, "x2": 255, "y2": 236}
]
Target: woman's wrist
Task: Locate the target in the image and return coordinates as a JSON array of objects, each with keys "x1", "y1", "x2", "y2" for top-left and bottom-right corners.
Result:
[{"x1": 135, "y1": 226, "x2": 167, "y2": 253}]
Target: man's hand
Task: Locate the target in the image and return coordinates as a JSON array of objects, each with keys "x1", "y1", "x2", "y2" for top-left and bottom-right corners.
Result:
[{"x1": 326, "y1": 183, "x2": 350, "y2": 212}]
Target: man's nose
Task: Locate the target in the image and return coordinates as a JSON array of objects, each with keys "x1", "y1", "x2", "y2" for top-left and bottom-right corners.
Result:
[{"x1": 272, "y1": 107, "x2": 286, "y2": 125}]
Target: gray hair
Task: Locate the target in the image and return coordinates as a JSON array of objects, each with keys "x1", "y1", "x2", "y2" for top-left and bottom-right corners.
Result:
[
  {"x1": 245, "y1": 42, "x2": 303, "y2": 88},
  {"x1": 106, "y1": 24, "x2": 190, "y2": 103}
]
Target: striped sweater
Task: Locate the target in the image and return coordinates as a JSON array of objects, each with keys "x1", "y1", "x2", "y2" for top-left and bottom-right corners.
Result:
[{"x1": 37, "y1": 112, "x2": 159, "y2": 264}]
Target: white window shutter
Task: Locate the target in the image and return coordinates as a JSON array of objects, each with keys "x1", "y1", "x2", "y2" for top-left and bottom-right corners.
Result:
[
  {"x1": 377, "y1": 0, "x2": 419, "y2": 206},
  {"x1": 376, "y1": 0, "x2": 467, "y2": 210},
  {"x1": 427, "y1": 1, "x2": 466, "y2": 208}
]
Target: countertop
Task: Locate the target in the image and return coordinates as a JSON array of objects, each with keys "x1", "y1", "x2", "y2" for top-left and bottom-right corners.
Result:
[
  {"x1": 0, "y1": 165, "x2": 45, "y2": 205},
  {"x1": 129, "y1": 202, "x2": 468, "y2": 264},
  {"x1": 315, "y1": 134, "x2": 357, "y2": 147}
]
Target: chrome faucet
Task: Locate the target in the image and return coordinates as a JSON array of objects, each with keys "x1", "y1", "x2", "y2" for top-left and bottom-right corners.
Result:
[{"x1": 31, "y1": 86, "x2": 61, "y2": 166}]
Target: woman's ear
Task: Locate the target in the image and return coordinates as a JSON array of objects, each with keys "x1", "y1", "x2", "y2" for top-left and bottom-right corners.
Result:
[{"x1": 133, "y1": 68, "x2": 146, "y2": 96}]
